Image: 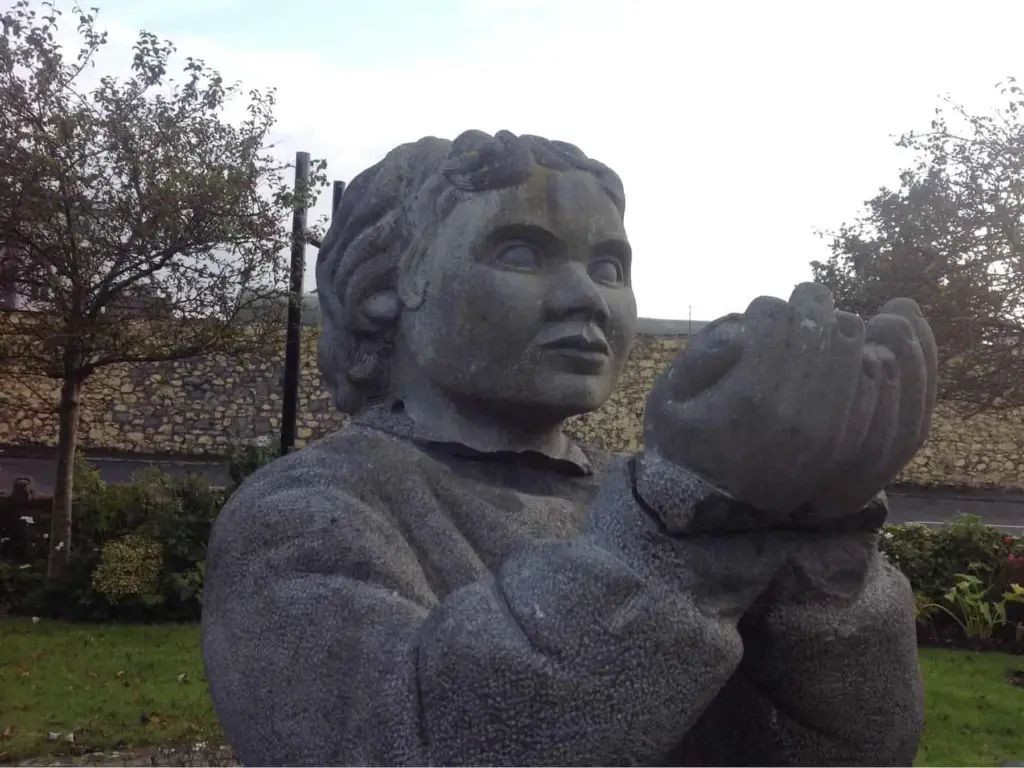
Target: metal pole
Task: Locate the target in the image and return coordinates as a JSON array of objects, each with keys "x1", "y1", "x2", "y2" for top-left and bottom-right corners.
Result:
[
  {"x1": 280, "y1": 151, "x2": 310, "y2": 456},
  {"x1": 332, "y1": 180, "x2": 346, "y2": 219}
]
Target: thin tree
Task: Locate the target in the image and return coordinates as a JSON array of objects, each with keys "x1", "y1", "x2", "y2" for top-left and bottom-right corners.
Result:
[
  {"x1": 813, "y1": 78, "x2": 1024, "y2": 415},
  {"x1": 0, "y1": 0, "x2": 327, "y2": 582}
]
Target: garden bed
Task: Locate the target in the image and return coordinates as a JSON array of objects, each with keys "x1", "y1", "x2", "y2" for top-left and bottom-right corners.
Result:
[{"x1": 917, "y1": 618, "x2": 1024, "y2": 654}]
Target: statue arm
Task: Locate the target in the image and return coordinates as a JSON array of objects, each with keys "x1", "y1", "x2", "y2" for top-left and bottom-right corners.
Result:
[
  {"x1": 675, "y1": 495, "x2": 925, "y2": 766},
  {"x1": 201, "y1": 448, "x2": 784, "y2": 767}
]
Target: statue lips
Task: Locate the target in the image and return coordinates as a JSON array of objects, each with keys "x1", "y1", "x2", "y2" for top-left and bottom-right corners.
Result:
[{"x1": 536, "y1": 325, "x2": 611, "y2": 373}]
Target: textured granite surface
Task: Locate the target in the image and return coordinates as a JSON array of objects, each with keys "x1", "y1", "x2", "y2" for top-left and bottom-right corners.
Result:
[
  {"x1": 203, "y1": 131, "x2": 928, "y2": 766},
  {"x1": 203, "y1": 417, "x2": 923, "y2": 765}
]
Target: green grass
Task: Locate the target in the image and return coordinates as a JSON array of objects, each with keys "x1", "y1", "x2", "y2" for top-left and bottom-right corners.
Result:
[
  {"x1": 1, "y1": 619, "x2": 1023, "y2": 765},
  {"x1": 0, "y1": 618, "x2": 222, "y2": 762},
  {"x1": 917, "y1": 646, "x2": 1024, "y2": 766}
]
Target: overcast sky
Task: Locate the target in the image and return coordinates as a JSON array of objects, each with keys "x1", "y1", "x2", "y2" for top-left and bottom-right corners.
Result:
[{"x1": 74, "y1": 0, "x2": 1024, "y2": 320}]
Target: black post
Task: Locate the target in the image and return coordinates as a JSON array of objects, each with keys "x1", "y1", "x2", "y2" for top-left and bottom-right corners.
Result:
[
  {"x1": 280, "y1": 151, "x2": 310, "y2": 456},
  {"x1": 332, "y1": 180, "x2": 346, "y2": 218}
]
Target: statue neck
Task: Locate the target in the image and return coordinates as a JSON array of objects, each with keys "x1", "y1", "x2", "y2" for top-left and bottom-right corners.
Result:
[{"x1": 392, "y1": 384, "x2": 570, "y2": 459}]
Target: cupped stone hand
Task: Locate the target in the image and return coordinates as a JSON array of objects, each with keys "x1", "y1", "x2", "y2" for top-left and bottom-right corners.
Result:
[{"x1": 643, "y1": 282, "x2": 938, "y2": 521}]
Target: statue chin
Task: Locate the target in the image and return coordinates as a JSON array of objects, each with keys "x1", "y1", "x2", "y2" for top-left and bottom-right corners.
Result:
[{"x1": 500, "y1": 373, "x2": 616, "y2": 424}]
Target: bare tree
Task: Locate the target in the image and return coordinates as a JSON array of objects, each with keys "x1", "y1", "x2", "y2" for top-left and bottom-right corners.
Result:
[
  {"x1": 0, "y1": 0, "x2": 327, "y2": 582},
  {"x1": 813, "y1": 79, "x2": 1024, "y2": 415}
]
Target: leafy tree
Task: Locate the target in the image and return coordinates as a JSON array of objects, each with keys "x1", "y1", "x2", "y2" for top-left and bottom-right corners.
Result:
[
  {"x1": 812, "y1": 79, "x2": 1024, "y2": 415},
  {"x1": 0, "y1": 0, "x2": 327, "y2": 582}
]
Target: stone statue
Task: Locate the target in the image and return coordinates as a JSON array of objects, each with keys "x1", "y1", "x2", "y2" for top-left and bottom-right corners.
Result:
[{"x1": 202, "y1": 130, "x2": 932, "y2": 766}]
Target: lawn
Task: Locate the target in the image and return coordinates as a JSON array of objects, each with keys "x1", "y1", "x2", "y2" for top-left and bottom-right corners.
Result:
[
  {"x1": 916, "y1": 646, "x2": 1024, "y2": 767},
  {"x1": 1, "y1": 619, "x2": 1022, "y2": 765},
  {"x1": 0, "y1": 618, "x2": 222, "y2": 763}
]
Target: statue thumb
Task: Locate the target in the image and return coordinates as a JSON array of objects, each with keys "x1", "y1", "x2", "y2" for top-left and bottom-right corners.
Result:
[{"x1": 653, "y1": 314, "x2": 744, "y2": 404}]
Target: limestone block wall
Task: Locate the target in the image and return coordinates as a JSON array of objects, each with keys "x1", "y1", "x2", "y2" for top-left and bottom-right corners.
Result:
[
  {"x1": 0, "y1": 328, "x2": 345, "y2": 455},
  {"x1": 1, "y1": 324, "x2": 1023, "y2": 489}
]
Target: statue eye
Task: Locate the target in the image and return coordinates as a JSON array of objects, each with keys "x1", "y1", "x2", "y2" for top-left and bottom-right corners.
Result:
[
  {"x1": 495, "y1": 241, "x2": 543, "y2": 271},
  {"x1": 589, "y1": 258, "x2": 624, "y2": 286}
]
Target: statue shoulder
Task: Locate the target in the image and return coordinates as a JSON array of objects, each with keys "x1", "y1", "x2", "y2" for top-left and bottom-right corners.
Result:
[{"x1": 217, "y1": 426, "x2": 424, "y2": 530}]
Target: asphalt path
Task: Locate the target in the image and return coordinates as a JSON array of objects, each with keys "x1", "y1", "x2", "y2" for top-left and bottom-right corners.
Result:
[
  {"x1": 3, "y1": 452, "x2": 1024, "y2": 533},
  {"x1": 886, "y1": 491, "x2": 1024, "y2": 533},
  {"x1": 0, "y1": 454, "x2": 232, "y2": 493}
]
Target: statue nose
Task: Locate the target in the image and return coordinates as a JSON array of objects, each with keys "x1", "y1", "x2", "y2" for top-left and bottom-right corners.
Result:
[{"x1": 546, "y1": 262, "x2": 610, "y2": 323}]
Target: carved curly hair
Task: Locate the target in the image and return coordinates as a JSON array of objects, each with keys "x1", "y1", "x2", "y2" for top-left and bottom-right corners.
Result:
[{"x1": 315, "y1": 129, "x2": 625, "y2": 414}]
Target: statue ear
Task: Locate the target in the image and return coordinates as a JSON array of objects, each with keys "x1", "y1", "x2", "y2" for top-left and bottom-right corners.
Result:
[
  {"x1": 396, "y1": 240, "x2": 430, "y2": 311},
  {"x1": 357, "y1": 289, "x2": 400, "y2": 330}
]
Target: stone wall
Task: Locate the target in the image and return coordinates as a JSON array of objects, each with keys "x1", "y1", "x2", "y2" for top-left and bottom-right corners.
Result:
[
  {"x1": 1, "y1": 324, "x2": 1023, "y2": 489},
  {"x1": 0, "y1": 328, "x2": 342, "y2": 456}
]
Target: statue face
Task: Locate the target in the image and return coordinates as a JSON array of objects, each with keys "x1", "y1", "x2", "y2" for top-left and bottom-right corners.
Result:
[{"x1": 397, "y1": 168, "x2": 637, "y2": 423}]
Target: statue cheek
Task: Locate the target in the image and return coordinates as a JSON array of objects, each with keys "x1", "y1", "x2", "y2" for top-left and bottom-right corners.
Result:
[{"x1": 607, "y1": 294, "x2": 638, "y2": 345}]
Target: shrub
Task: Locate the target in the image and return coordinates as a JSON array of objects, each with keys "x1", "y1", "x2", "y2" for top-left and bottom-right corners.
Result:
[
  {"x1": 228, "y1": 438, "x2": 279, "y2": 486},
  {"x1": 131, "y1": 470, "x2": 226, "y2": 616},
  {"x1": 922, "y1": 573, "x2": 1024, "y2": 640},
  {"x1": 880, "y1": 514, "x2": 1017, "y2": 601},
  {"x1": 4, "y1": 456, "x2": 229, "y2": 622},
  {"x1": 91, "y1": 534, "x2": 164, "y2": 604},
  {"x1": 0, "y1": 559, "x2": 44, "y2": 616},
  {"x1": 912, "y1": 590, "x2": 939, "y2": 622}
]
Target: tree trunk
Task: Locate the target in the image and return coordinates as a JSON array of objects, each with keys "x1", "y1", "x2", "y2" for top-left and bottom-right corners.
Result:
[{"x1": 47, "y1": 371, "x2": 83, "y2": 584}]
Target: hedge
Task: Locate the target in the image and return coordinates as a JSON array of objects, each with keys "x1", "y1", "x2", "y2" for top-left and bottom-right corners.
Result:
[{"x1": 0, "y1": 443, "x2": 275, "y2": 621}]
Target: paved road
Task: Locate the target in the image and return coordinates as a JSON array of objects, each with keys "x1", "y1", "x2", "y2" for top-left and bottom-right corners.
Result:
[
  {"x1": 0, "y1": 453, "x2": 232, "y2": 493},
  {"x1": 887, "y1": 492, "x2": 1024, "y2": 533},
  {"x1": 3, "y1": 452, "x2": 1024, "y2": 533}
]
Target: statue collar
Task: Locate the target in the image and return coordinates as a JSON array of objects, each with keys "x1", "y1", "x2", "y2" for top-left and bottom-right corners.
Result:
[{"x1": 352, "y1": 404, "x2": 595, "y2": 476}]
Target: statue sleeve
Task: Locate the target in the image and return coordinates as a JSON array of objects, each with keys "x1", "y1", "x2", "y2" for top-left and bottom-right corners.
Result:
[
  {"x1": 201, "y1": 450, "x2": 784, "y2": 766},
  {"x1": 673, "y1": 496, "x2": 925, "y2": 766}
]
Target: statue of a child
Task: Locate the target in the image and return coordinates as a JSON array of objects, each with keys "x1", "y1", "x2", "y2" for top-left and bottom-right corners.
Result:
[{"x1": 202, "y1": 130, "x2": 930, "y2": 766}]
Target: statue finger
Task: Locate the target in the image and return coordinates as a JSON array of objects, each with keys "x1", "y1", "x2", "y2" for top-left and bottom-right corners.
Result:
[
  {"x1": 807, "y1": 310, "x2": 868, "y2": 458},
  {"x1": 866, "y1": 313, "x2": 926, "y2": 462},
  {"x1": 788, "y1": 282, "x2": 836, "y2": 333},
  {"x1": 741, "y1": 295, "x2": 793, "y2": 356},
  {"x1": 803, "y1": 342, "x2": 883, "y2": 518},
  {"x1": 830, "y1": 350, "x2": 879, "y2": 468},
  {"x1": 781, "y1": 283, "x2": 834, "y2": 361},
  {"x1": 644, "y1": 315, "x2": 744, "y2": 467},
  {"x1": 854, "y1": 342, "x2": 902, "y2": 493},
  {"x1": 879, "y1": 297, "x2": 938, "y2": 442},
  {"x1": 831, "y1": 310, "x2": 866, "y2": 356}
]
